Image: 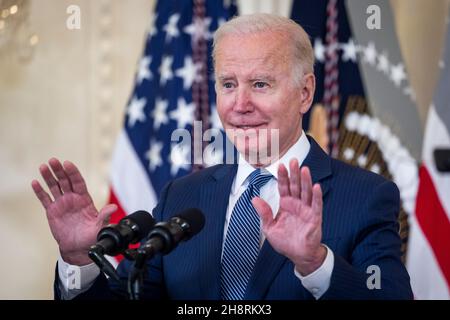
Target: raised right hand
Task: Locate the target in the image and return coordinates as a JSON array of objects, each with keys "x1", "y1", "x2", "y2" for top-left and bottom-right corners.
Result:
[{"x1": 31, "y1": 158, "x2": 117, "y2": 266}]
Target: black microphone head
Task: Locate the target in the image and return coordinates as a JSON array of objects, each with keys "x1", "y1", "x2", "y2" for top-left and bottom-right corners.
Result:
[
  {"x1": 123, "y1": 210, "x2": 156, "y2": 240},
  {"x1": 173, "y1": 208, "x2": 205, "y2": 237}
]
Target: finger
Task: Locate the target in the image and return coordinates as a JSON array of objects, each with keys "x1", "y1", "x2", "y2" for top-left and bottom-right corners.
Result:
[
  {"x1": 300, "y1": 166, "x2": 313, "y2": 206},
  {"x1": 98, "y1": 204, "x2": 118, "y2": 223},
  {"x1": 289, "y1": 159, "x2": 301, "y2": 198},
  {"x1": 49, "y1": 158, "x2": 72, "y2": 193},
  {"x1": 39, "y1": 163, "x2": 62, "y2": 199},
  {"x1": 277, "y1": 164, "x2": 291, "y2": 197},
  {"x1": 311, "y1": 183, "x2": 323, "y2": 219},
  {"x1": 31, "y1": 179, "x2": 53, "y2": 209},
  {"x1": 63, "y1": 160, "x2": 88, "y2": 195},
  {"x1": 252, "y1": 197, "x2": 274, "y2": 229}
]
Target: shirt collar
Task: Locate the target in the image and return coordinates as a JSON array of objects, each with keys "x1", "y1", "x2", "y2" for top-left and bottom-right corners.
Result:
[{"x1": 232, "y1": 131, "x2": 311, "y2": 195}]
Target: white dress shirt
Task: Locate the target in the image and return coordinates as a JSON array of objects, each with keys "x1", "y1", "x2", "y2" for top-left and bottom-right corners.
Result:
[
  {"x1": 58, "y1": 131, "x2": 334, "y2": 299},
  {"x1": 223, "y1": 131, "x2": 334, "y2": 299}
]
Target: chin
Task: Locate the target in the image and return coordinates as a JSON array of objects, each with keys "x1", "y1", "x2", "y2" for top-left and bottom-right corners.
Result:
[{"x1": 236, "y1": 138, "x2": 276, "y2": 166}]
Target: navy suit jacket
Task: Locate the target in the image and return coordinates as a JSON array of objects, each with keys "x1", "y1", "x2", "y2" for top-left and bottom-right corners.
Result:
[{"x1": 55, "y1": 137, "x2": 413, "y2": 300}]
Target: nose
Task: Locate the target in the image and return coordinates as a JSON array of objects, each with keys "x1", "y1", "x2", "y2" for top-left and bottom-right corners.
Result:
[{"x1": 233, "y1": 87, "x2": 254, "y2": 113}]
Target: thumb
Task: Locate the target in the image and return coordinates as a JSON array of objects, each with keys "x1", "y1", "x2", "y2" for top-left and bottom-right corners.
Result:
[
  {"x1": 252, "y1": 197, "x2": 273, "y2": 229},
  {"x1": 98, "y1": 204, "x2": 118, "y2": 222}
]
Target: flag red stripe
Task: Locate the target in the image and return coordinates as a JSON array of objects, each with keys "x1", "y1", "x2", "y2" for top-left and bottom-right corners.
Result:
[
  {"x1": 108, "y1": 188, "x2": 127, "y2": 224},
  {"x1": 415, "y1": 165, "x2": 450, "y2": 287},
  {"x1": 107, "y1": 188, "x2": 127, "y2": 263}
]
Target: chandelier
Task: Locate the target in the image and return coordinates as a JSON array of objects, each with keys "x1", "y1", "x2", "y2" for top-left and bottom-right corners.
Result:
[{"x1": 0, "y1": 0, "x2": 38, "y2": 61}]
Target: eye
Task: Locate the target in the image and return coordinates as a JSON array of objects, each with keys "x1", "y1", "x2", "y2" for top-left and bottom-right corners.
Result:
[
  {"x1": 254, "y1": 81, "x2": 268, "y2": 89},
  {"x1": 220, "y1": 81, "x2": 237, "y2": 90}
]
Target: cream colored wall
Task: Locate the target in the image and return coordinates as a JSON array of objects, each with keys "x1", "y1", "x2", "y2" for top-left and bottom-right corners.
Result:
[
  {"x1": 0, "y1": 0, "x2": 155, "y2": 299},
  {"x1": 0, "y1": 0, "x2": 448, "y2": 299}
]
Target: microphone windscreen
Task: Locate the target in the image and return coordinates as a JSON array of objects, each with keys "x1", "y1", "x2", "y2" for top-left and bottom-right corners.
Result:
[
  {"x1": 176, "y1": 208, "x2": 205, "y2": 235},
  {"x1": 126, "y1": 210, "x2": 156, "y2": 238}
]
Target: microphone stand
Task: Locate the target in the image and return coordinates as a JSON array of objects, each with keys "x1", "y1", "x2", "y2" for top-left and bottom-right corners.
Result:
[
  {"x1": 126, "y1": 213, "x2": 203, "y2": 300},
  {"x1": 127, "y1": 237, "x2": 165, "y2": 300},
  {"x1": 89, "y1": 244, "x2": 150, "y2": 300},
  {"x1": 88, "y1": 246, "x2": 121, "y2": 282},
  {"x1": 127, "y1": 254, "x2": 146, "y2": 300}
]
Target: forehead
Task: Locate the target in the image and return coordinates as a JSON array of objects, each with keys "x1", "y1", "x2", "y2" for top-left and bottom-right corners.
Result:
[{"x1": 214, "y1": 32, "x2": 291, "y2": 76}]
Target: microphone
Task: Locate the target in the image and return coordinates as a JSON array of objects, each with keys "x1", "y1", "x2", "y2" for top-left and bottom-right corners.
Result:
[
  {"x1": 88, "y1": 210, "x2": 155, "y2": 282},
  {"x1": 89, "y1": 210, "x2": 155, "y2": 256},
  {"x1": 136, "y1": 208, "x2": 205, "y2": 264},
  {"x1": 128, "y1": 208, "x2": 205, "y2": 299}
]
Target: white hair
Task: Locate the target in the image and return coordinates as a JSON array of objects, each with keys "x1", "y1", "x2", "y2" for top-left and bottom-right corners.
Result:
[{"x1": 212, "y1": 13, "x2": 314, "y2": 84}]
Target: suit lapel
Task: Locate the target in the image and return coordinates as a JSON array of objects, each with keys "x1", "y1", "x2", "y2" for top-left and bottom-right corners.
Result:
[
  {"x1": 245, "y1": 136, "x2": 332, "y2": 299},
  {"x1": 301, "y1": 136, "x2": 332, "y2": 197},
  {"x1": 245, "y1": 240, "x2": 288, "y2": 299},
  {"x1": 197, "y1": 164, "x2": 237, "y2": 299}
]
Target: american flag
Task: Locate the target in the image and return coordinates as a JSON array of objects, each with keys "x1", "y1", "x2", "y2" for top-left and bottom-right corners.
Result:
[
  {"x1": 406, "y1": 7, "x2": 450, "y2": 299},
  {"x1": 107, "y1": 0, "x2": 237, "y2": 263}
]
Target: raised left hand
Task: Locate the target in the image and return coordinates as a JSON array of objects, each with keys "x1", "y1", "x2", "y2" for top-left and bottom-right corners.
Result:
[{"x1": 252, "y1": 158, "x2": 326, "y2": 276}]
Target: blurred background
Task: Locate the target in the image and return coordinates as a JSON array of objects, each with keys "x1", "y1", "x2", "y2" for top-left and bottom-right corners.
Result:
[{"x1": 0, "y1": 0, "x2": 449, "y2": 299}]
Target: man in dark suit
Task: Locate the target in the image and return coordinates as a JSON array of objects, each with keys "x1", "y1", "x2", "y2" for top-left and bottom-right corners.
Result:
[{"x1": 32, "y1": 13, "x2": 413, "y2": 300}]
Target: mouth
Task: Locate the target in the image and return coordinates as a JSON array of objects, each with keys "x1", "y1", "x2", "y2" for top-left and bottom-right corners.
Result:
[{"x1": 231, "y1": 123, "x2": 267, "y2": 130}]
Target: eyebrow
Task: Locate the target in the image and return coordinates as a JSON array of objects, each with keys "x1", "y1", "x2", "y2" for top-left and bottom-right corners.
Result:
[
  {"x1": 216, "y1": 75, "x2": 235, "y2": 82},
  {"x1": 249, "y1": 75, "x2": 276, "y2": 82},
  {"x1": 216, "y1": 74, "x2": 276, "y2": 82}
]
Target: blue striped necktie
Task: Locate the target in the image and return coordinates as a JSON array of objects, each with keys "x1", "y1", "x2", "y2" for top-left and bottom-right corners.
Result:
[{"x1": 220, "y1": 169, "x2": 273, "y2": 300}]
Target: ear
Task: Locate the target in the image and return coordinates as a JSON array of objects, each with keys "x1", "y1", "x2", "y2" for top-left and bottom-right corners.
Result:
[{"x1": 299, "y1": 73, "x2": 316, "y2": 114}]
